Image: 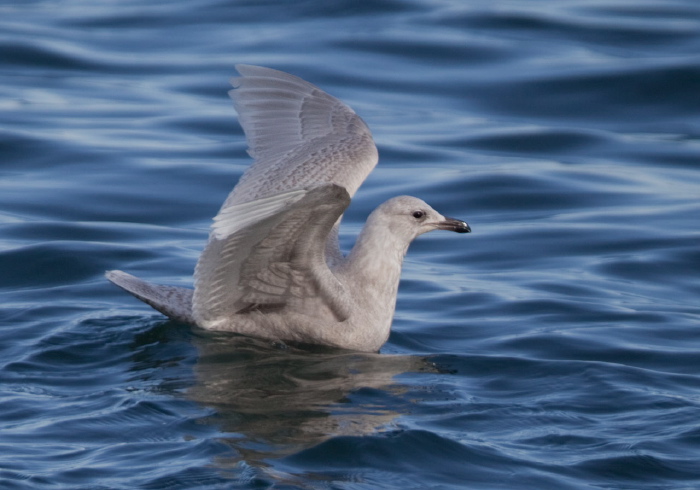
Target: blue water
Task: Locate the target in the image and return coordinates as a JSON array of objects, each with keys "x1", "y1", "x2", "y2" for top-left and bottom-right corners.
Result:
[{"x1": 2, "y1": 0, "x2": 700, "y2": 488}]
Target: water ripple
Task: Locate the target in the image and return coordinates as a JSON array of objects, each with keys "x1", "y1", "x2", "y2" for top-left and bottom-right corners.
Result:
[{"x1": 2, "y1": 0, "x2": 699, "y2": 488}]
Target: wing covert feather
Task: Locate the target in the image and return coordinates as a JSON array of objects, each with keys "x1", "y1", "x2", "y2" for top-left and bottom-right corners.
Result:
[
  {"x1": 193, "y1": 184, "x2": 352, "y2": 328},
  {"x1": 222, "y1": 65, "x2": 378, "y2": 208}
]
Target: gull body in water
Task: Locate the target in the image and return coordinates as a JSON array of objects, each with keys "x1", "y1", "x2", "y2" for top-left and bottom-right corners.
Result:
[{"x1": 107, "y1": 65, "x2": 470, "y2": 352}]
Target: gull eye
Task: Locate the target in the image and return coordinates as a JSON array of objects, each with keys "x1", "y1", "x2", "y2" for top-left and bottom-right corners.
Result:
[{"x1": 412, "y1": 210, "x2": 425, "y2": 219}]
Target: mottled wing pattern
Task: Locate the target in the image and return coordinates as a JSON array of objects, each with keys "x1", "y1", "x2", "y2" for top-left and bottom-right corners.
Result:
[
  {"x1": 193, "y1": 185, "x2": 352, "y2": 327},
  {"x1": 194, "y1": 65, "x2": 378, "y2": 328},
  {"x1": 222, "y1": 64, "x2": 378, "y2": 207}
]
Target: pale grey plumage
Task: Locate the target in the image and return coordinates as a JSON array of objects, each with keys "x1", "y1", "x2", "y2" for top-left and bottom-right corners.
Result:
[
  {"x1": 222, "y1": 65, "x2": 378, "y2": 205},
  {"x1": 107, "y1": 65, "x2": 470, "y2": 352}
]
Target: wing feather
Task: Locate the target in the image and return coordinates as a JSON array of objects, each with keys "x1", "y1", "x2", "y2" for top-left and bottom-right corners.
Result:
[
  {"x1": 222, "y1": 64, "x2": 378, "y2": 208},
  {"x1": 193, "y1": 184, "x2": 352, "y2": 329},
  {"x1": 194, "y1": 66, "x2": 376, "y2": 329},
  {"x1": 212, "y1": 188, "x2": 307, "y2": 240}
]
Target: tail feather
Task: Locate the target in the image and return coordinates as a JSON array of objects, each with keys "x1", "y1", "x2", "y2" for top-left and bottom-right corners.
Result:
[{"x1": 106, "y1": 270, "x2": 195, "y2": 324}]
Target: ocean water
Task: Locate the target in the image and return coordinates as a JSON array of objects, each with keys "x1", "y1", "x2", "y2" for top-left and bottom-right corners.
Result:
[{"x1": 2, "y1": 0, "x2": 700, "y2": 488}]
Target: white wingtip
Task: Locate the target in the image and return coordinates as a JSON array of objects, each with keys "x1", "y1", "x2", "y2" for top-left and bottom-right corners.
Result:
[
  {"x1": 105, "y1": 269, "x2": 128, "y2": 284},
  {"x1": 106, "y1": 270, "x2": 195, "y2": 324}
]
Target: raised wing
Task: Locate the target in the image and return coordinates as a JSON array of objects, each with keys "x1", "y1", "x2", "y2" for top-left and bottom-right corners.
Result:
[
  {"x1": 221, "y1": 64, "x2": 378, "y2": 208},
  {"x1": 193, "y1": 184, "x2": 352, "y2": 329}
]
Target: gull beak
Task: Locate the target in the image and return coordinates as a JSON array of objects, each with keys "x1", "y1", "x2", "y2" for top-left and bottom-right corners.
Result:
[{"x1": 438, "y1": 217, "x2": 471, "y2": 234}]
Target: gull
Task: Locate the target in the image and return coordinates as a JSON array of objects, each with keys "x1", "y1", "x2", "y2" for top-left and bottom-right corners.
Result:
[{"x1": 106, "y1": 65, "x2": 470, "y2": 352}]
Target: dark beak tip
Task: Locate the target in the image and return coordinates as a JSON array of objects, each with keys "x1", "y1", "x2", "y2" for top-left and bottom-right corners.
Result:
[
  {"x1": 457, "y1": 222, "x2": 471, "y2": 234},
  {"x1": 441, "y1": 217, "x2": 471, "y2": 234}
]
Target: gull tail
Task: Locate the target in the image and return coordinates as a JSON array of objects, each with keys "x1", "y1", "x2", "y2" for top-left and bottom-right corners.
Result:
[{"x1": 106, "y1": 270, "x2": 195, "y2": 325}]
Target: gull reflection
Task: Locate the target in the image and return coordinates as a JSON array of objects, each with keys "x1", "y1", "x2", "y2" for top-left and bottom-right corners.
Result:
[{"x1": 187, "y1": 330, "x2": 434, "y2": 463}]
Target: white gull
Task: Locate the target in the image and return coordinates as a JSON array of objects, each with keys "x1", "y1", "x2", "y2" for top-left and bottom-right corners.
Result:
[{"x1": 106, "y1": 65, "x2": 470, "y2": 352}]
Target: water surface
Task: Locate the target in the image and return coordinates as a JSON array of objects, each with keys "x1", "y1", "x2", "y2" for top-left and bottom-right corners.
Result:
[{"x1": 1, "y1": 0, "x2": 700, "y2": 488}]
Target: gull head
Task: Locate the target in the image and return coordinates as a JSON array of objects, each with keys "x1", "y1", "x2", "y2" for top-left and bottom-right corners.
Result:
[{"x1": 372, "y1": 195, "x2": 471, "y2": 243}]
